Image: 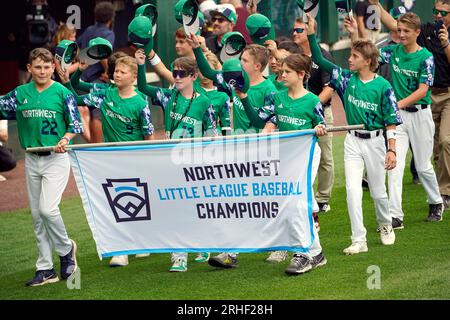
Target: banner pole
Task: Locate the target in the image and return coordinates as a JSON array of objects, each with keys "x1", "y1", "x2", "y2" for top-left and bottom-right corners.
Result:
[{"x1": 26, "y1": 124, "x2": 365, "y2": 153}]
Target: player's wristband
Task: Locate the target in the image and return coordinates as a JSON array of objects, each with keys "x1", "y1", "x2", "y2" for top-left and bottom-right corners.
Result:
[
  {"x1": 442, "y1": 41, "x2": 450, "y2": 49},
  {"x1": 387, "y1": 149, "x2": 396, "y2": 156},
  {"x1": 386, "y1": 129, "x2": 397, "y2": 140},
  {"x1": 149, "y1": 53, "x2": 161, "y2": 66},
  {"x1": 61, "y1": 136, "x2": 71, "y2": 143}
]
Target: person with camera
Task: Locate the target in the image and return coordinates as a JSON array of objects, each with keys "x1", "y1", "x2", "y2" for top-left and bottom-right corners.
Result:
[{"x1": 370, "y1": 0, "x2": 450, "y2": 210}]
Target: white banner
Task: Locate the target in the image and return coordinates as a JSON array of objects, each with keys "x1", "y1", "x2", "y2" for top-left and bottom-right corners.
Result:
[{"x1": 69, "y1": 131, "x2": 317, "y2": 259}]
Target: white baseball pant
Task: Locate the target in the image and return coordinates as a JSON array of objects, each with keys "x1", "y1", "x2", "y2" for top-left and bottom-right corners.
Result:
[
  {"x1": 388, "y1": 107, "x2": 442, "y2": 220},
  {"x1": 25, "y1": 152, "x2": 73, "y2": 271},
  {"x1": 344, "y1": 132, "x2": 391, "y2": 243}
]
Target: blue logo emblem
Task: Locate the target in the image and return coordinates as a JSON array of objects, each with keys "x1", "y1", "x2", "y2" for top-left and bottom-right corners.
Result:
[{"x1": 102, "y1": 178, "x2": 151, "y2": 223}]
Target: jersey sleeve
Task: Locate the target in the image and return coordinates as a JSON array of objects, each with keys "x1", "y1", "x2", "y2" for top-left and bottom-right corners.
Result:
[
  {"x1": 379, "y1": 45, "x2": 394, "y2": 65},
  {"x1": 203, "y1": 104, "x2": 218, "y2": 136},
  {"x1": 140, "y1": 97, "x2": 154, "y2": 137},
  {"x1": 193, "y1": 47, "x2": 220, "y2": 81},
  {"x1": 312, "y1": 101, "x2": 325, "y2": 127},
  {"x1": 218, "y1": 94, "x2": 231, "y2": 128},
  {"x1": 63, "y1": 92, "x2": 84, "y2": 134},
  {"x1": 0, "y1": 89, "x2": 18, "y2": 120},
  {"x1": 419, "y1": 54, "x2": 435, "y2": 87},
  {"x1": 381, "y1": 84, "x2": 402, "y2": 127},
  {"x1": 329, "y1": 66, "x2": 352, "y2": 100},
  {"x1": 137, "y1": 63, "x2": 172, "y2": 110}
]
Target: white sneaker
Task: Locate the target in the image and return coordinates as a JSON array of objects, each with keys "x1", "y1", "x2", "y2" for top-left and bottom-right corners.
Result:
[
  {"x1": 109, "y1": 255, "x2": 129, "y2": 267},
  {"x1": 266, "y1": 251, "x2": 288, "y2": 263},
  {"x1": 135, "y1": 253, "x2": 150, "y2": 258},
  {"x1": 343, "y1": 241, "x2": 368, "y2": 255},
  {"x1": 0, "y1": 174, "x2": 6, "y2": 182},
  {"x1": 379, "y1": 224, "x2": 395, "y2": 245},
  {"x1": 169, "y1": 258, "x2": 187, "y2": 272}
]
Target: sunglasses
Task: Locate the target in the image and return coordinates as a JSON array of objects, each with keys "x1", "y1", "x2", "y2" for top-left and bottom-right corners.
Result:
[
  {"x1": 293, "y1": 27, "x2": 305, "y2": 34},
  {"x1": 433, "y1": 7, "x2": 450, "y2": 17},
  {"x1": 212, "y1": 16, "x2": 227, "y2": 23},
  {"x1": 172, "y1": 69, "x2": 192, "y2": 79}
]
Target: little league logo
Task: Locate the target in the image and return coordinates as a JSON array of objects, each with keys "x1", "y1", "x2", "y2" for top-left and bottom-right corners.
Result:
[{"x1": 102, "y1": 178, "x2": 151, "y2": 223}]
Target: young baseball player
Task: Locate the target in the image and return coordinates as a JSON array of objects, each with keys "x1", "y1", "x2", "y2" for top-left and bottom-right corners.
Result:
[
  {"x1": 199, "y1": 52, "x2": 232, "y2": 136},
  {"x1": 243, "y1": 53, "x2": 328, "y2": 274},
  {"x1": 136, "y1": 49, "x2": 217, "y2": 272},
  {"x1": 188, "y1": 34, "x2": 277, "y2": 268},
  {"x1": 307, "y1": 15, "x2": 402, "y2": 254},
  {"x1": 379, "y1": 13, "x2": 444, "y2": 225},
  {"x1": 189, "y1": 34, "x2": 277, "y2": 134},
  {"x1": 60, "y1": 55, "x2": 154, "y2": 267},
  {"x1": 0, "y1": 48, "x2": 81, "y2": 286}
]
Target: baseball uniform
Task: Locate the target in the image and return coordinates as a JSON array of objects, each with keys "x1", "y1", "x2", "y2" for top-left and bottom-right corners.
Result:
[
  {"x1": 0, "y1": 81, "x2": 83, "y2": 271},
  {"x1": 308, "y1": 33, "x2": 402, "y2": 243},
  {"x1": 379, "y1": 44, "x2": 442, "y2": 221}
]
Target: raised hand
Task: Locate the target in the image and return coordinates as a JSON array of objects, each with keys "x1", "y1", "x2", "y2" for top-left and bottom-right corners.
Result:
[
  {"x1": 134, "y1": 48, "x2": 146, "y2": 66},
  {"x1": 305, "y1": 14, "x2": 317, "y2": 36},
  {"x1": 344, "y1": 15, "x2": 358, "y2": 36}
]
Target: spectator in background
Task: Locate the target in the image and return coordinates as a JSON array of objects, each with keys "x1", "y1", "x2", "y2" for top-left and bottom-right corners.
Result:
[
  {"x1": 205, "y1": 5, "x2": 237, "y2": 57},
  {"x1": 354, "y1": 0, "x2": 382, "y2": 42},
  {"x1": 76, "y1": 1, "x2": 116, "y2": 143},
  {"x1": 0, "y1": 120, "x2": 16, "y2": 181},
  {"x1": 50, "y1": 23, "x2": 80, "y2": 79},
  {"x1": 221, "y1": 0, "x2": 252, "y2": 44}
]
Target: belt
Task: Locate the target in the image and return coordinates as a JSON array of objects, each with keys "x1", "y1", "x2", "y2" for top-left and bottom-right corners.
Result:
[
  {"x1": 403, "y1": 104, "x2": 429, "y2": 113},
  {"x1": 348, "y1": 129, "x2": 383, "y2": 139},
  {"x1": 31, "y1": 151, "x2": 52, "y2": 157}
]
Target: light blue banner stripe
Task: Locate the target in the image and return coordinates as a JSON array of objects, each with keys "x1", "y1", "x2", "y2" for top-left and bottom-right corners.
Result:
[{"x1": 101, "y1": 246, "x2": 311, "y2": 258}]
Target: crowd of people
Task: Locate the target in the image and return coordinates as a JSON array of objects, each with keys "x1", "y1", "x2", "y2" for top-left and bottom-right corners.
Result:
[{"x1": 0, "y1": 0, "x2": 449, "y2": 287}]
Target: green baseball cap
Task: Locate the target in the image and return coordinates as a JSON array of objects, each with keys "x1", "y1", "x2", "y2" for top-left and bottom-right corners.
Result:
[
  {"x1": 55, "y1": 40, "x2": 78, "y2": 71},
  {"x1": 210, "y1": 5, "x2": 237, "y2": 24},
  {"x1": 181, "y1": 0, "x2": 201, "y2": 36},
  {"x1": 79, "y1": 37, "x2": 112, "y2": 66},
  {"x1": 174, "y1": 0, "x2": 185, "y2": 23},
  {"x1": 389, "y1": 6, "x2": 407, "y2": 20},
  {"x1": 245, "y1": 14, "x2": 275, "y2": 46},
  {"x1": 222, "y1": 58, "x2": 250, "y2": 93},
  {"x1": 135, "y1": 4, "x2": 158, "y2": 36},
  {"x1": 220, "y1": 31, "x2": 246, "y2": 63},
  {"x1": 128, "y1": 15, "x2": 154, "y2": 56}
]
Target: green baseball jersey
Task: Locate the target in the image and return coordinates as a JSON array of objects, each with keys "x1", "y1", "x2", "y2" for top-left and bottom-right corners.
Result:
[
  {"x1": 233, "y1": 79, "x2": 277, "y2": 132},
  {"x1": 0, "y1": 81, "x2": 82, "y2": 149},
  {"x1": 329, "y1": 67, "x2": 402, "y2": 130},
  {"x1": 204, "y1": 88, "x2": 231, "y2": 131},
  {"x1": 379, "y1": 44, "x2": 434, "y2": 105},
  {"x1": 269, "y1": 91, "x2": 324, "y2": 131},
  {"x1": 268, "y1": 73, "x2": 287, "y2": 91},
  {"x1": 70, "y1": 68, "x2": 110, "y2": 93},
  {"x1": 80, "y1": 87, "x2": 153, "y2": 142},
  {"x1": 192, "y1": 47, "x2": 276, "y2": 133},
  {"x1": 137, "y1": 64, "x2": 217, "y2": 139}
]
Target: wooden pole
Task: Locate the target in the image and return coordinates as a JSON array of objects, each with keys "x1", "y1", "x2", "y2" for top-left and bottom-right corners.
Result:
[{"x1": 26, "y1": 124, "x2": 365, "y2": 153}]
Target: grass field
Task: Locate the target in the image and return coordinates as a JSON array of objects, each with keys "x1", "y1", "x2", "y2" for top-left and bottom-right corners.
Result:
[{"x1": 1, "y1": 135, "x2": 450, "y2": 300}]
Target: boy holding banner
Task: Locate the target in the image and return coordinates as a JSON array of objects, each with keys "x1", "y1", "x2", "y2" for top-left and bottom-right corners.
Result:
[
  {"x1": 59, "y1": 55, "x2": 155, "y2": 267},
  {"x1": 306, "y1": 15, "x2": 402, "y2": 254},
  {"x1": 0, "y1": 48, "x2": 82, "y2": 286},
  {"x1": 189, "y1": 34, "x2": 277, "y2": 134},
  {"x1": 242, "y1": 52, "x2": 328, "y2": 274},
  {"x1": 135, "y1": 49, "x2": 217, "y2": 271}
]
